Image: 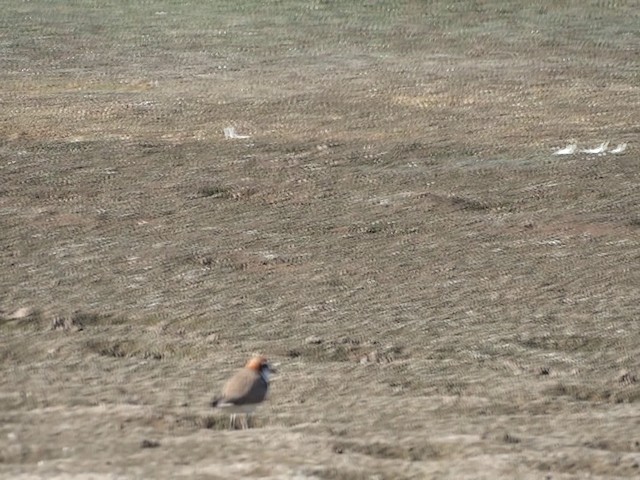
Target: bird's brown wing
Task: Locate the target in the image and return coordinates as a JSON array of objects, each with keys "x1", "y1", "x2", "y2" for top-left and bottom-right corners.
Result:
[{"x1": 220, "y1": 368, "x2": 268, "y2": 406}]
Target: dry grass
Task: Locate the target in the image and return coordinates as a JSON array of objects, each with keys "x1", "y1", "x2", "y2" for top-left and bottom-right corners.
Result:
[{"x1": 1, "y1": 0, "x2": 639, "y2": 478}]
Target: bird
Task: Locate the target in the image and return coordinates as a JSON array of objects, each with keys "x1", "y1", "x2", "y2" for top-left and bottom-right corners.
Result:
[
  {"x1": 552, "y1": 143, "x2": 577, "y2": 155},
  {"x1": 210, "y1": 355, "x2": 275, "y2": 429},
  {"x1": 609, "y1": 143, "x2": 628, "y2": 154},
  {"x1": 580, "y1": 141, "x2": 609, "y2": 155}
]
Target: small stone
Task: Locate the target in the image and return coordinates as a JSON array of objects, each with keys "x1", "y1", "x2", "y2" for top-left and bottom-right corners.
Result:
[
  {"x1": 305, "y1": 335, "x2": 323, "y2": 345},
  {"x1": 140, "y1": 439, "x2": 160, "y2": 449},
  {"x1": 8, "y1": 307, "x2": 35, "y2": 320}
]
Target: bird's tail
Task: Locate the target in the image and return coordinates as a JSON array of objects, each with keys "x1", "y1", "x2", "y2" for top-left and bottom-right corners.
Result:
[{"x1": 210, "y1": 397, "x2": 221, "y2": 408}]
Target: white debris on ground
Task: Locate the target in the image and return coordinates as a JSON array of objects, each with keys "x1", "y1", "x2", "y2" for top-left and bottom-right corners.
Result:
[
  {"x1": 552, "y1": 143, "x2": 577, "y2": 155},
  {"x1": 552, "y1": 141, "x2": 629, "y2": 156},
  {"x1": 223, "y1": 127, "x2": 251, "y2": 139},
  {"x1": 609, "y1": 143, "x2": 628, "y2": 154},
  {"x1": 580, "y1": 141, "x2": 609, "y2": 154}
]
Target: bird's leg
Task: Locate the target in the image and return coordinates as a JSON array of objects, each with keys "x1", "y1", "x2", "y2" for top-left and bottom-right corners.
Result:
[
  {"x1": 241, "y1": 414, "x2": 248, "y2": 430},
  {"x1": 229, "y1": 414, "x2": 236, "y2": 430},
  {"x1": 247, "y1": 414, "x2": 254, "y2": 429}
]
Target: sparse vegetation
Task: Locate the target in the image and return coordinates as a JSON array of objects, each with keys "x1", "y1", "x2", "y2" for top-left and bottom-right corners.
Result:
[
  {"x1": 196, "y1": 184, "x2": 231, "y2": 199},
  {"x1": 1, "y1": 0, "x2": 639, "y2": 478}
]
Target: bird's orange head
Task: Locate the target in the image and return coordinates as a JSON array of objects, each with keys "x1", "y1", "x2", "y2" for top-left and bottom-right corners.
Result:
[{"x1": 245, "y1": 355, "x2": 270, "y2": 372}]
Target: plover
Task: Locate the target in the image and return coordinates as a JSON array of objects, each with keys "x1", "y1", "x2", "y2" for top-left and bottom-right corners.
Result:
[
  {"x1": 552, "y1": 143, "x2": 577, "y2": 155},
  {"x1": 211, "y1": 355, "x2": 274, "y2": 429}
]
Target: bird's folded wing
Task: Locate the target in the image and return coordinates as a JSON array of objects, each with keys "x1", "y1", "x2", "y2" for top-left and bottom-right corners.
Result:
[{"x1": 221, "y1": 370, "x2": 268, "y2": 405}]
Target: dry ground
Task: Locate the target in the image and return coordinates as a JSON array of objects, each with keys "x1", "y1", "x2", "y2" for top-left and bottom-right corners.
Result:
[{"x1": 1, "y1": 1, "x2": 639, "y2": 478}]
